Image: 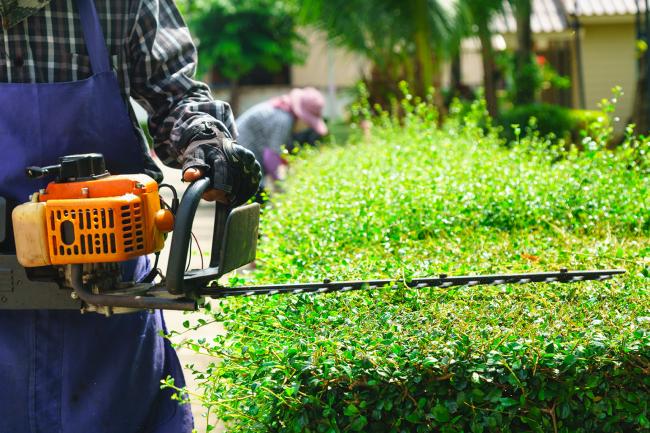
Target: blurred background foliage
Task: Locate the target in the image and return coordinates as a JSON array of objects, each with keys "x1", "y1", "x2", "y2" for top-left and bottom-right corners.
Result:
[
  {"x1": 177, "y1": 0, "x2": 305, "y2": 113},
  {"x1": 296, "y1": 0, "x2": 455, "y2": 112},
  {"x1": 175, "y1": 0, "x2": 609, "y2": 142}
]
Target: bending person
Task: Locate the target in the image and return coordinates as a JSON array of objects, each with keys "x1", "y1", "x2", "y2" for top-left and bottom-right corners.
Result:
[{"x1": 236, "y1": 87, "x2": 328, "y2": 196}]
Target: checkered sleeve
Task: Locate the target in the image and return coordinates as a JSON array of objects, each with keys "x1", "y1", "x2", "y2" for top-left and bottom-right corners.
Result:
[{"x1": 127, "y1": 0, "x2": 237, "y2": 168}]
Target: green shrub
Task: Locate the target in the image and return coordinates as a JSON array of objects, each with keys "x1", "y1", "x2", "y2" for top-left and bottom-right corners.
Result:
[
  {"x1": 170, "y1": 95, "x2": 650, "y2": 432},
  {"x1": 568, "y1": 109, "x2": 612, "y2": 145},
  {"x1": 569, "y1": 109, "x2": 608, "y2": 132},
  {"x1": 498, "y1": 92, "x2": 618, "y2": 147},
  {"x1": 499, "y1": 103, "x2": 574, "y2": 143}
]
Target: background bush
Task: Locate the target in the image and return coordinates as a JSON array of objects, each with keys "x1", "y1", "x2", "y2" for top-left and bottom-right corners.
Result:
[
  {"x1": 568, "y1": 109, "x2": 609, "y2": 135},
  {"x1": 498, "y1": 103, "x2": 573, "y2": 142},
  {"x1": 171, "y1": 95, "x2": 650, "y2": 432},
  {"x1": 498, "y1": 104, "x2": 613, "y2": 147}
]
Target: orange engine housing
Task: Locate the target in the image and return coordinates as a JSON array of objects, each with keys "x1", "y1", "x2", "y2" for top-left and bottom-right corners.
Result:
[{"x1": 13, "y1": 174, "x2": 172, "y2": 267}]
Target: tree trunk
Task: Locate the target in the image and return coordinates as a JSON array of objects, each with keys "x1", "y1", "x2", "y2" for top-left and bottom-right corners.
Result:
[
  {"x1": 412, "y1": 0, "x2": 435, "y2": 96},
  {"x1": 411, "y1": 0, "x2": 448, "y2": 118},
  {"x1": 479, "y1": 30, "x2": 498, "y2": 118},
  {"x1": 229, "y1": 78, "x2": 241, "y2": 116},
  {"x1": 632, "y1": 55, "x2": 650, "y2": 133},
  {"x1": 513, "y1": 0, "x2": 535, "y2": 105},
  {"x1": 403, "y1": 54, "x2": 416, "y2": 91},
  {"x1": 630, "y1": 31, "x2": 650, "y2": 135},
  {"x1": 450, "y1": 51, "x2": 462, "y2": 96},
  {"x1": 631, "y1": 0, "x2": 650, "y2": 134}
]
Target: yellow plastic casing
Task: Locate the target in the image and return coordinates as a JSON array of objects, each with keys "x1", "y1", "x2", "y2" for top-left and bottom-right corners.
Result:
[
  {"x1": 13, "y1": 201, "x2": 50, "y2": 267},
  {"x1": 14, "y1": 174, "x2": 167, "y2": 267}
]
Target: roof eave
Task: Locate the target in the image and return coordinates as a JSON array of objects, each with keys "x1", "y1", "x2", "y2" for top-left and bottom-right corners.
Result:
[
  {"x1": 497, "y1": 29, "x2": 575, "y2": 40},
  {"x1": 574, "y1": 13, "x2": 637, "y2": 25}
]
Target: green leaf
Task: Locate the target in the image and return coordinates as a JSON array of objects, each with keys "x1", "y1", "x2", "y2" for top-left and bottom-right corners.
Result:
[
  {"x1": 344, "y1": 404, "x2": 359, "y2": 416},
  {"x1": 499, "y1": 398, "x2": 519, "y2": 408},
  {"x1": 405, "y1": 411, "x2": 421, "y2": 423},
  {"x1": 431, "y1": 404, "x2": 450, "y2": 423},
  {"x1": 349, "y1": 415, "x2": 368, "y2": 431}
]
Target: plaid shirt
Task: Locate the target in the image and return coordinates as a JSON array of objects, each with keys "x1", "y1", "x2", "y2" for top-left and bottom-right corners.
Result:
[{"x1": 0, "y1": 0, "x2": 236, "y2": 168}]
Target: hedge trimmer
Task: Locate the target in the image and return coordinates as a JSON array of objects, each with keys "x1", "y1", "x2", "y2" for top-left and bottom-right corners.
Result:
[{"x1": 2, "y1": 154, "x2": 624, "y2": 314}]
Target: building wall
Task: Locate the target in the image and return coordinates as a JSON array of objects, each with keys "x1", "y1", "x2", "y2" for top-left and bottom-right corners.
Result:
[
  {"x1": 460, "y1": 48, "x2": 484, "y2": 87},
  {"x1": 579, "y1": 22, "x2": 637, "y2": 124},
  {"x1": 291, "y1": 30, "x2": 367, "y2": 88},
  {"x1": 289, "y1": 30, "x2": 368, "y2": 120}
]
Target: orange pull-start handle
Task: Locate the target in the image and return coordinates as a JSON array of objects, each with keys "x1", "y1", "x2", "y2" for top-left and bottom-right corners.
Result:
[{"x1": 154, "y1": 209, "x2": 174, "y2": 233}]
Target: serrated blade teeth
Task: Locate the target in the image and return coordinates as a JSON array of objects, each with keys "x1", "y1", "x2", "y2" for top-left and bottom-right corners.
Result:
[{"x1": 208, "y1": 269, "x2": 624, "y2": 298}]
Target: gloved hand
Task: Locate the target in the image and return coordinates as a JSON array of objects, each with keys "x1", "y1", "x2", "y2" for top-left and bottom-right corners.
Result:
[{"x1": 180, "y1": 122, "x2": 262, "y2": 206}]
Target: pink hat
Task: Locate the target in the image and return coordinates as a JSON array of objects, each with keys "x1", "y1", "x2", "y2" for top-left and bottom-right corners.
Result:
[{"x1": 289, "y1": 87, "x2": 328, "y2": 136}]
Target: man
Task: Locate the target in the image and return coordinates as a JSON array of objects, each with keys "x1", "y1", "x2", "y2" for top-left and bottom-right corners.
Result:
[{"x1": 0, "y1": 1, "x2": 260, "y2": 432}]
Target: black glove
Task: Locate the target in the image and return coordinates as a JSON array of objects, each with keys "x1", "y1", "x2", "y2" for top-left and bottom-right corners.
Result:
[{"x1": 180, "y1": 122, "x2": 262, "y2": 206}]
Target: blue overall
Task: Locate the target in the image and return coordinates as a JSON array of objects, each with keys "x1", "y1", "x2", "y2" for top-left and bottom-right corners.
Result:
[{"x1": 0, "y1": 0, "x2": 193, "y2": 432}]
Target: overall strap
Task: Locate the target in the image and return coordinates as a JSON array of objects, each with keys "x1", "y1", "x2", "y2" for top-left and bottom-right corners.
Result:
[{"x1": 76, "y1": 0, "x2": 111, "y2": 74}]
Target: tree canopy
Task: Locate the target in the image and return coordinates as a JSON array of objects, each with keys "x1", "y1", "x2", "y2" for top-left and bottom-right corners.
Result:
[
  {"x1": 297, "y1": 0, "x2": 457, "y2": 102},
  {"x1": 178, "y1": 0, "x2": 304, "y2": 112}
]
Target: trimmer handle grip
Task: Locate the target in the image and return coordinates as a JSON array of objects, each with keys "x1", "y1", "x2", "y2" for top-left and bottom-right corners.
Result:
[
  {"x1": 165, "y1": 178, "x2": 259, "y2": 296},
  {"x1": 165, "y1": 178, "x2": 223, "y2": 295}
]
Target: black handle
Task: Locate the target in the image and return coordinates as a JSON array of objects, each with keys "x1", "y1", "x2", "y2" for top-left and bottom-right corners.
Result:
[
  {"x1": 165, "y1": 178, "x2": 230, "y2": 295},
  {"x1": 26, "y1": 165, "x2": 58, "y2": 179},
  {"x1": 210, "y1": 200, "x2": 229, "y2": 268}
]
